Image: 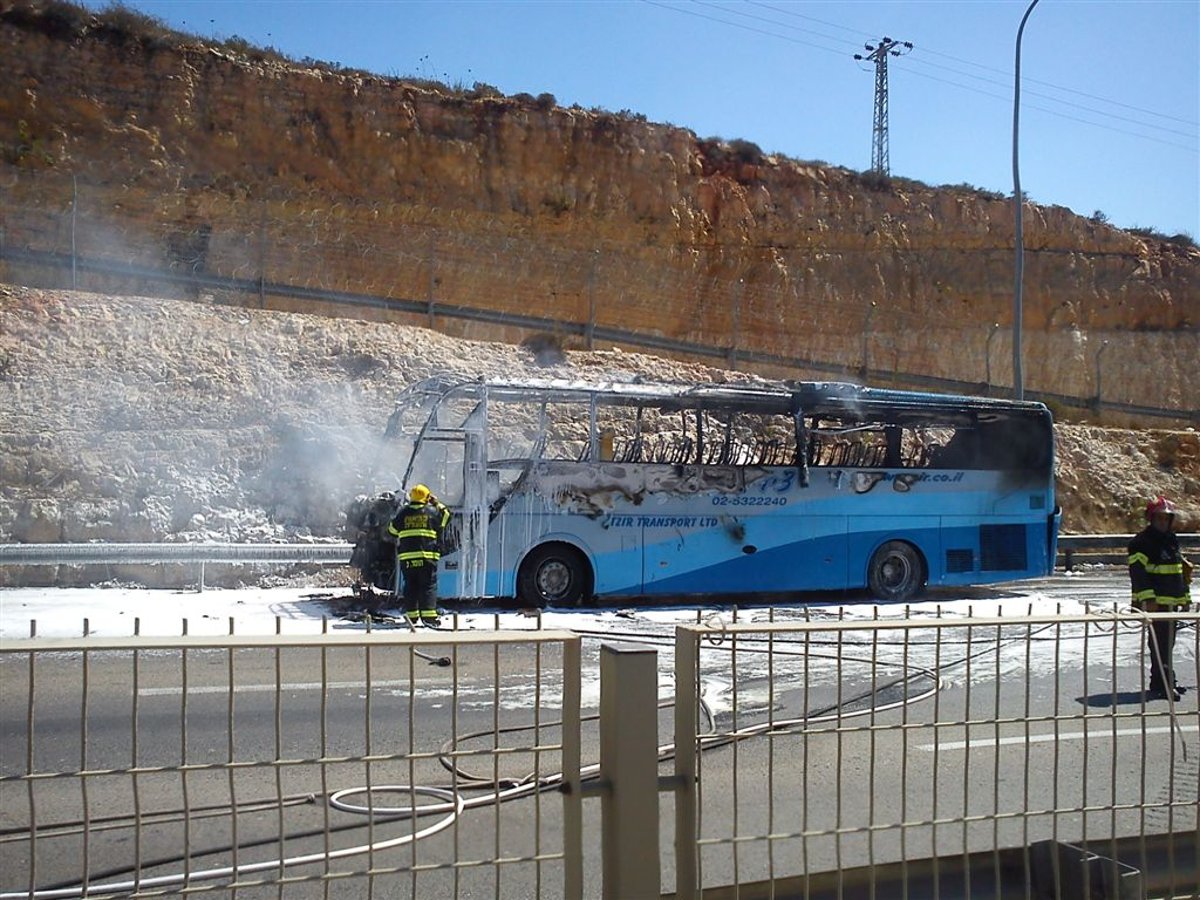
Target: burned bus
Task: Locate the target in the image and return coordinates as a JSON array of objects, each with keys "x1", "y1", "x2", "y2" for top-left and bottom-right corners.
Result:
[{"x1": 351, "y1": 377, "x2": 1059, "y2": 606}]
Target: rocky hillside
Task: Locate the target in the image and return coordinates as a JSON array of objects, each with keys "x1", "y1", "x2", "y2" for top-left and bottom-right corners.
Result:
[
  {"x1": 1, "y1": 284, "x2": 1196, "y2": 587},
  {"x1": 1, "y1": 2, "x2": 1197, "y2": 423}
]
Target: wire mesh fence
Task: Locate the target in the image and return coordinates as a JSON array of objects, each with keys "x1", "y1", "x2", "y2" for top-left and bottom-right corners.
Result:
[
  {"x1": 1, "y1": 169, "x2": 1196, "y2": 424},
  {"x1": 674, "y1": 609, "x2": 1200, "y2": 898},
  {"x1": 3, "y1": 603, "x2": 1197, "y2": 898},
  {"x1": 0, "y1": 628, "x2": 585, "y2": 900}
]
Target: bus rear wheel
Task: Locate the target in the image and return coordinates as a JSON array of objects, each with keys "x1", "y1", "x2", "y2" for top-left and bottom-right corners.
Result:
[
  {"x1": 517, "y1": 543, "x2": 593, "y2": 608},
  {"x1": 867, "y1": 541, "x2": 926, "y2": 602}
]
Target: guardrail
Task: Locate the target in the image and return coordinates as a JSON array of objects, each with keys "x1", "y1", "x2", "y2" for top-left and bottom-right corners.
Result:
[
  {"x1": 0, "y1": 541, "x2": 353, "y2": 566},
  {"x1": 0, "y1": 542, "x2": 353, "y2": 591},
  {"x1": 0, "y1": 535, "x2": 1196, "y2": 593},
  {"x1": 672, "y1": 611, "x2": 1200, "y2": 898},
  {"x1": 4, "y1": 601, "x2": 1196, "y2": 896},
  {"x1": 1059, "y1": 533, "x2": 1200, "y2": 570},
  {"x1": 4, "y1": 245, "x2": 1197, "y2": 425}
]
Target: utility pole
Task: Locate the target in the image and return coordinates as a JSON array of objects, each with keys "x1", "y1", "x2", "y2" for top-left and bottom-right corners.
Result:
[
  {"x1": 855, "y1": 37, "x2": 913, "y2": 176},
  {"x1": 1011, "y1": 0, "x2": 1040, "y2": 401}
]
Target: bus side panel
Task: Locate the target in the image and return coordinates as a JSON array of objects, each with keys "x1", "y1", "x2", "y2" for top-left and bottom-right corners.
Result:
[
  {"x1": 552, "y1": 523, "x2": 643, "y2": 595},
  {"x1": 929, "y1": 516, "x2": 1055, "y2": 586},
  {"x1": 483, "y1": 509, "x2": 645, "y2": 596},
  {"x1": 642, "y1": 515, "x2": 848, "y2": 594}
]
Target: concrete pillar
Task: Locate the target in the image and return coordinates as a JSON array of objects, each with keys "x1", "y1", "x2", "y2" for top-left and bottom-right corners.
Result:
[{"x1": 600, "y1": 641, "x2": 661, "y2": 899}]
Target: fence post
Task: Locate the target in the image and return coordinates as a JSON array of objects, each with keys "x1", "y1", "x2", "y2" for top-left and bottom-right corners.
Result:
[
  {"x1": 861, "y1": 299, "x2": 876, "y2": 379},
  {"x1": 985, "y1": 322, "x2": 1001, "y2": 395},
  {"x1": 674, "y1": 627, "x2": 699, "y2": 899},
  {"x1": 257, "y1": 203, "x2": 267, "y2": 308},
  {"x1": 427, "y1": 231, "x2": 437, "y2": 329},
  {"x1": 71, "y1": 174, "x2": 78, "y2": 290},
  {"x1": 1094, "y1": 339, "x2": 1110, "y2": 412},
  {"x1": 586, "y1": 254, "x2": 597, "y2": 351},
  {"x1": 728, "y1": 278, "x2": 742, "y2": 368},
  {"x1": 562, "y1": 635, "x2": 584, "y2": 900},
  {"x1": 599, "y1": 641, "x2": 660, "y2": 899}
]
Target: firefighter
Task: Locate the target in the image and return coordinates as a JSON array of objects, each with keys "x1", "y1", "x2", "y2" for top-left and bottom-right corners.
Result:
[
  {"x1": 388, "y1": 483, "x2": 451, "y2": 626},
  {"x1": 1127, "y1": 496, "x2": 1194, "y2": 701}
]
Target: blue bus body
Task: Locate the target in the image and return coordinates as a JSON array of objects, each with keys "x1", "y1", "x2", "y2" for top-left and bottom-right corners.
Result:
[{"x1": 373, "y1": 378, "x2": 1060, "y2": 604}]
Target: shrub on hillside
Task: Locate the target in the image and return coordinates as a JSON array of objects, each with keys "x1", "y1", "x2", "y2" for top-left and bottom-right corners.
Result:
[
  {"x1": 1128, "y1": 226, "x2": 1198, "y2": 250},
  {"x1": 2, "y1": 0, "x2": 90, "y2": 37}
]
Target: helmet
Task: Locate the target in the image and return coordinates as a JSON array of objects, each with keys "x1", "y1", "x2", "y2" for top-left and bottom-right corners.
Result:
[
  {"x1": 1145, "y1": 496, "x2": 1177, "y2": 520},
  {"x1": 408, "y1": 484, "x2": 432, "y2": 503}
]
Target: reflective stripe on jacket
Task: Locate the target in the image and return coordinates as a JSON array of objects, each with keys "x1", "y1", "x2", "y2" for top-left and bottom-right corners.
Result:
[
  {"x1": 1128, "y1": 526, "x2": 1191, "y2": 607},
  {"x1": 388, "y1": 500, "x2": 450, "y2": 565}
]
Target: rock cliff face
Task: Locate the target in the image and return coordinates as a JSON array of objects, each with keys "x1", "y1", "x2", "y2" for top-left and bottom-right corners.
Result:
[{"x1": 0, "y1": 4, "x2": 1197, "y2": 422}]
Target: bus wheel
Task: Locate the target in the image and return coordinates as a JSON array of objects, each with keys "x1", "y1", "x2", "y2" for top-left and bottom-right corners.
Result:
[
  {"x1": 517, "y1": 543, "x2": 593, "y2": 608},
  {"x1": 867, "y1": 541, "x2": 926, "y2": 602}
]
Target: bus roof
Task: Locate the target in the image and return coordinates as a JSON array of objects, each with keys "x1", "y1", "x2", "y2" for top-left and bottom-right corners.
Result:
[{"x1": 403, "y1": 376, "x2": 1052, "y2": 425}]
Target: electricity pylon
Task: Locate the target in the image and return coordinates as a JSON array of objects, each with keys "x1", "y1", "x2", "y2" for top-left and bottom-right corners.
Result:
[{"x1": 854, "y1": 37, "x2": 913, "y2": 176}]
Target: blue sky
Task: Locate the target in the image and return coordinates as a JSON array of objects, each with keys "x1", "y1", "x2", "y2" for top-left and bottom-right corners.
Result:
[{"x1": 80, "y1": 0, "x2": 1199, "y2": 238}]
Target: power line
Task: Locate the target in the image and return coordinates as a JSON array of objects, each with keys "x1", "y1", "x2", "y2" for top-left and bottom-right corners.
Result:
[
  {"x1": 893, "y1": 66, "x2": 1199, "y2": 154},
  {"x1": 641, "y1": 0, "x2": 848, "y2": 58},
  {"x1": 913, "y1": 43, "x2": 1199, "y2": 128},
  {"x1": 650, "y1": 0, "x2": 1197, "y2": 151},
  {"x1": 901, "y1": 53, "x2": 1198, "y2": 141},
  {"x1": 749, "y1": 0, "x2": 1197, "y2": 128},
  {"x1": 696, "y1": 0, "x2": 862, "y2": 51}
]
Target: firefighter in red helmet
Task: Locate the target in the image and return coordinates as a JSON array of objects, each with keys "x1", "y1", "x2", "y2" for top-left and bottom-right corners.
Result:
[{"x1": 1127, "y1": 497, "x2": 1193, "y2": 701}]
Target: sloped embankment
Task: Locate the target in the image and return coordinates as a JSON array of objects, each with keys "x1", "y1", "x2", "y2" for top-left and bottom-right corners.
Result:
[{"x1": 0, "y1": 284, "x2": 1196, "y2": 586}]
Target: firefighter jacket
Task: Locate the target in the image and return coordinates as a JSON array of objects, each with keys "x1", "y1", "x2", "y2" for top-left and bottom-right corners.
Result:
[
  {"x1": 1127, "y1": 526, "x2": 1191, "y2": 609},
  {"x1": 388, "y1": 500, "x2": 451, "y2": 567}
]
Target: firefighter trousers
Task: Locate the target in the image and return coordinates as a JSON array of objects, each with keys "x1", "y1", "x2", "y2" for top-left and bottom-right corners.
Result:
[{"x1": 400, "y1": 560, "x2": 439, "y2": 621}]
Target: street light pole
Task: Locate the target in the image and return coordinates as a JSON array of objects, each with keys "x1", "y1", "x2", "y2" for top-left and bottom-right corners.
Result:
[{"x1": 1011, "y1": 0, "x2": 1041, "y2": 402}]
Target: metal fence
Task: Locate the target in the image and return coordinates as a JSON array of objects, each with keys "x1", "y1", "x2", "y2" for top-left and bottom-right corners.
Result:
[
  {"x1": 673, "y1": 611, "x2": 1200, "y2": 899},
  {"x1": 0, "y1": 628, "x2": 584, "y2": 899},
  {"x1": 3, "y1": 606, "x2": 1198, "y2": 898}
]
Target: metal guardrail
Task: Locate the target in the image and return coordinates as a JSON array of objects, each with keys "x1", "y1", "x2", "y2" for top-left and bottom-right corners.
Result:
[
  {"x1": 1059, "y1": 533, "x2": 1200, "y2": 569},
  {"x1": 0, "y1": 542, "x2": 353, "y2": 590},
  {"x1": 0, "y1": 541, "x2": 353, "y2": 566},
  {"x1": 2, "y1": 536, "x2": 1196, "y2": 569},
  {"x1": 5, "y1": 246, "x2": 1197, "y2": 424}
]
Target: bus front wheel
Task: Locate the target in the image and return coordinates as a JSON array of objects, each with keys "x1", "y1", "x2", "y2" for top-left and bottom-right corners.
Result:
[
  {"x1": 867, "y1": 541, "x2": 926, "y2": 602},
  {"x1": 517, "y1": 543, "x2": 593, "y2": 608}
]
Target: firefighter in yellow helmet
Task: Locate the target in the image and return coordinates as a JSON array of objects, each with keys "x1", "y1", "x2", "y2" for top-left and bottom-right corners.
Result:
[
  {"x1": 1128, "y1": 496, "x2": 1193, "y2": 701},
  {"x1": 388, "y1": 484, "x2": 451, "y2": 626}
]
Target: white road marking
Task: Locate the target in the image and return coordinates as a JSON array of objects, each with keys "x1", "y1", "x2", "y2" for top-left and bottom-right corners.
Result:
[
  {"x1": 138, "y1": 680, "x2": 412, "y2": 696},
  {"x1": 923, "y1": 724, "x2": 1199, "y2": 751}
]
